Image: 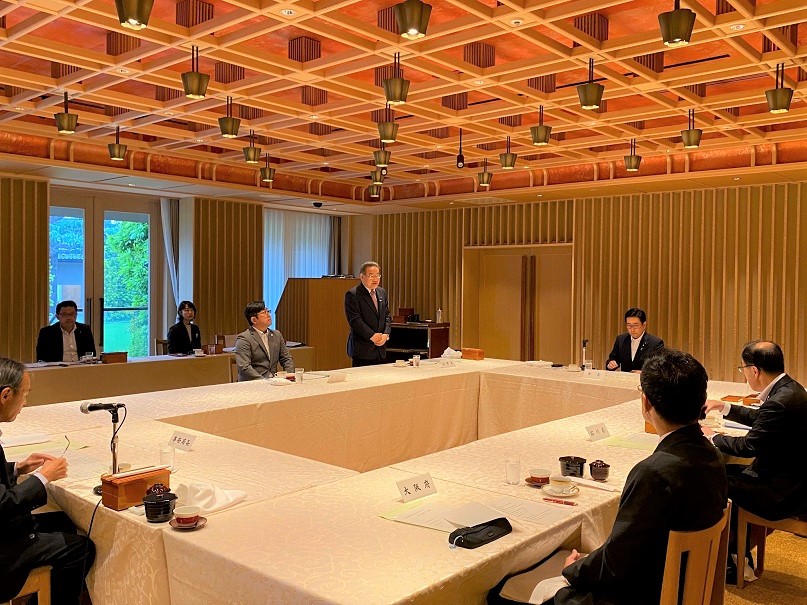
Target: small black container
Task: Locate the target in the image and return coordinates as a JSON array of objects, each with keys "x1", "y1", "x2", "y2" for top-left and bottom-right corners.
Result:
[
  {"x1": 559, "y1": 456, "x2": 586, "y2": 477},
  {"x1": 143, "y1": 492, "x2": 177, "y2": 523}
]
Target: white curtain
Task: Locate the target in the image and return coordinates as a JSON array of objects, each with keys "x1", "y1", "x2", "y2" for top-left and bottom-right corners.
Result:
[
  {"x1": 263, "y1": 209, "x2": 332, "y2": 324},
  {"x1": 160, "y1": 198, "x2": 179, "y2": 308}
]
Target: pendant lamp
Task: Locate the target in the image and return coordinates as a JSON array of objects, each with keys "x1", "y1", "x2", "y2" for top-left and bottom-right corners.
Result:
[
  {"x1": 577, "y1": 59, "x2": 604, "y2": 110},
  {"x1": 530, "y1": 106, "x2": 552, "y2": 146},
  {"x1": 243, "y1": 130, "x2": 261, "y2": 164},
  {"x1": 219, "y1": 97, "x2": 240, "y2": 138},
  {"x1": 499, "y1": 136, "x2": 517, "y2": 170},
  {"x1": 108, "y1": 126, "x2": 127, "y2": 161},
  {"x1": 394, "y1": 0, "x2": 432, "y2": 40},
  {"x1": 373, "y1": 142, "x2": 391, "y2": 177},
  {"x1": 624, "y1": 139, "x2": 642, "y2": 172},
  {"x1": 378, "y1": 104, "x2": 398, "y2": 144},
  {"x1": 260, "y1": 153, "x2": 275, "y2": 183},
  {"x1": 370, "y1": 170, "x2": 385, "y2": 185},
  {"x1": 658, "y1": 0, "x2": 696, "y2": 48},
  {"x1": 182, "y1": 46, "x2": 210, "y2": 100},
  {"x1": 369, "y1": 184, "x2": 382, "y2": 199},
  {"x1": 383, "y1": 53, "x2": 410, "y2": 106},
  {"x1": 477, "y1": 158, "x2": 492, "y2": 188},
  {"x1": 54, "y1": 92, "x2": 78, "y2": 134},
  {"x1": 115, "y1": 0, "x2": 155, "y2": 30},
  {"x1": 456, "y1": 128, "x2": 464, "y2": 168},
  {"x1": 680, "y1": 109, "x2": 702, "y2": 148},
  {"x1": 766, "y1": 63, "x2": 793, "y2": 114}
]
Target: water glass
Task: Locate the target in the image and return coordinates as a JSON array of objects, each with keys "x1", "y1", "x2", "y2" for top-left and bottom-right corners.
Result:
[
  {"x1": 159, "y1": 443, "x2": 174, "y2": 471},
  {"x1": 505, "y1": 458, "x2": 521, "y2": 485},
  {"x1": 295, "y1": 368, "x2": 304, "y2": 383},
  {"x1": 584, "y1": 359, "x2": 593, "y2": 372}
]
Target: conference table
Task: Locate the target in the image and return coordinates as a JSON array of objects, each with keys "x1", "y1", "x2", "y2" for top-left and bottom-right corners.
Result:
[{"x1": 4, "y1": 359, "x2": 750, "y2": 604}]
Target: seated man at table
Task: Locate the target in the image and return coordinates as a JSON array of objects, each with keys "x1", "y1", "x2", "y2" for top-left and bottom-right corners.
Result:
[
  {"x1": 0, "y1": 357, "x2": 95, "y2": 605},
  {"x1": 495, "y1": 348, "x2": 727, "y2": 605},
  {"x1": 35, "y1": 300, "x2": 96, "y2": 362},
  {"x1": 702, "y1": 341, "x2": 807, "y2": 578},
  {"x1": 605, "y1": 307, "x2": 663, "y2": 373},
  {"x1": 235, "y1": 300, "x2": 294, "y2": 381}
]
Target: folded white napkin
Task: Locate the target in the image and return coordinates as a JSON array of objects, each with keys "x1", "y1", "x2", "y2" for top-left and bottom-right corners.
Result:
[
  {"x1": 526, "y1": 360, "x2": 553, "y2": 367},
  {"x1": 441, "y1": 347, "x2": 463, "y2": 359},
  {"x1": 267, "y1": 376, "x2": 293, "y2": 386},
  {"x1": 174, "y1": 482, "x2": 247, "y2": 514}
]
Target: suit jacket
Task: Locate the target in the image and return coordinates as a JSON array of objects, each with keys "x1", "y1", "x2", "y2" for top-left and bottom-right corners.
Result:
[
  {"x1": 344, "y1": 285, "x2": 392, "y2": 361},
  {"x1": 35, "y1": 322, "x2": 96, "y2": 362},
  {"x1": 0, "y1": 445, "x2": 49, "y2": 601},
  {"x1": 556, "y1": 424, "x2": 727, "y2": 605},
  {"x1": 234, "y1": 326, "x2": 294, "y2": 381},
  {"x1": 167, "y1": 321, "x2": 202, "y2": 355},
  {"x1": 606, "y1": 332, "x2": 664, "y2": 372},
  {"x1": 713, "y1": 374, "x2": 807, "y2": 519}
]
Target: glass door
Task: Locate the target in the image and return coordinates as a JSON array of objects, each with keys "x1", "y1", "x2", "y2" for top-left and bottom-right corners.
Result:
[{"x1": 49, "y1": 194, "x2": 161, "y2": 357}]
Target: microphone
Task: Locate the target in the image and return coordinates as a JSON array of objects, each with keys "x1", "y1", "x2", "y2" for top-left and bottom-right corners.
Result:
[{"x1": 80, "y1": 402, "x2": 126, "y2": 414}]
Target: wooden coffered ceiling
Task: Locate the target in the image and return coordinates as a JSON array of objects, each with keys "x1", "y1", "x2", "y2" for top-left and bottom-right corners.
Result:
[{"x1": 0, "y1": 0, "x2": 805, "y2": 207}]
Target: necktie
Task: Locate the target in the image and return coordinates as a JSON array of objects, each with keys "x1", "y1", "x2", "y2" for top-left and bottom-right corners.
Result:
[{"x1": 371, "y1": 289, "x2": 378, "y2": 311}]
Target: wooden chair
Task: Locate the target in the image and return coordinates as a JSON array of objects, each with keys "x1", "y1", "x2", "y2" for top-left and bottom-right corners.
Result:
[
  {"x1": 735, "y1": 506, "x2": 807, "y2": 588},
  {"x1": 155, "y1": 338, "x2": 169, "y2": 355},
  {"x1": 659, "y1": 503, "x2": 731, "y2": 605},
  {"x1": 5, "y1": 566, "x2": 52, "y2": 605}
]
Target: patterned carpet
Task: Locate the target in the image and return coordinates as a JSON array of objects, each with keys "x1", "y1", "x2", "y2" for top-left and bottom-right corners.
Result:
[{"x1": 725, "y1": 531, "x2": 807, "y2": 604}]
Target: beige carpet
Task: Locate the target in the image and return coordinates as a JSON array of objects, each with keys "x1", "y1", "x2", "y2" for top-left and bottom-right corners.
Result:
[{"x1": 725, "y1": 531, "x2": 807, "y2": 605}]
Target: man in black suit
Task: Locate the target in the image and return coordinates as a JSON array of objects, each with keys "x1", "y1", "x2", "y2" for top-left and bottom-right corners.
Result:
[
  {"x1": 605, "y1": 307, "x2": 664, "y2": 372},
  {"x1": 549, "y1": 349, "x2": 727, "y2": 605},
  {"x1": 167, "y1": 300, "x2": 202, "y2": 354},
  {"x1": 344, "y1": 261, "x2": 392, "y2": 367},
  {"x1": 35, "y1": 300, "x2": 96, "y2": 362},
  {"x1": 703, "y1": 340, "x2": 807, "y2": 578},
  {"x1": 0, "y1": 357, "x2": 95, "y2": 605}
]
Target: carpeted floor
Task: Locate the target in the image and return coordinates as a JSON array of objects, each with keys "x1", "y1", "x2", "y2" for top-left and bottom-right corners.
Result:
[{"x1": 725, "y1": 531, "x2": 807, "y2": 604}]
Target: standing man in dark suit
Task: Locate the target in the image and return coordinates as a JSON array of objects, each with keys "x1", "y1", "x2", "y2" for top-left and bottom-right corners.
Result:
[
  {"x1": 35, "y1": 300, "x2": 96, "y2": 362},
  {"x1": 0, "y1": 357, "x2": 95, "y2": 605},
  {"x1": 549, "y1": 349, "x2": 727, "y2": 604},
  {"x1": 235, "y1": 301, "x2": 294, "y2": 381},
  {"x1": 605, "y1": 307, "x2": 664, "y2": 372},
  {"x1": 344, "y1": 261, "x2": 392, "y2": 367},
  {"x1": 167, "y1": 300, "x2": 202, "y2": 354},
  {"x1": 703, "y1": 341, "x2": 807, "y2": 578}
]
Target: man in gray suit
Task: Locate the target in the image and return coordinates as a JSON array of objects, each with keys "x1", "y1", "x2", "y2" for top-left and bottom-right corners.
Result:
[{"x1": 235, "y1": 301, "x2": 294, "y2": 381}]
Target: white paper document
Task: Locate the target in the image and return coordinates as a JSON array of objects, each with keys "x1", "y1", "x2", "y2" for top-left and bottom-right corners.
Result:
[
  {"x1": 442, "y1": 502, "x2": 504, "y2": 527},
  {"x1": 381, "y1": 501, "x2": 457, "y2": 532},
  {"x1": 0, "y1": 433, "x2": 50, "y2": 447},
  {"x1": 490, "y1": 496, "x2": 575, "y2": 526}
]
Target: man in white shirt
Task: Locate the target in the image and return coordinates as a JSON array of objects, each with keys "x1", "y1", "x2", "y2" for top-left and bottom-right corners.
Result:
[
  {"x1": 605, "y1": 307, "x2": 664, "y2": 372},
  {"x1": 234, "y1": 301, "x2": 294, "y2": 381},
  {"x1": 35, "y1": 300, "x2": 97, "y2": 362}
]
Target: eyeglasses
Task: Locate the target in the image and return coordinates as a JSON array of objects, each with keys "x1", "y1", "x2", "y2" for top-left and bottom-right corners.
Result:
[
  {"x1": 57, "y1": 312, "x2": 77, "y2": 318},
  {"x1": 626, "y1": 323, "x2": 643, "y2": 329},
  {"x1": 737, "y1": 364, "x2": 755, "y2": 374},
  {"x1": 636, "y1": 385, "x2": 643, "y2": 393}
]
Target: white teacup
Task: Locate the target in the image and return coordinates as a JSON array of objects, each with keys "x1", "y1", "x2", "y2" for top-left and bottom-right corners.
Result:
[
  {"x1": 174, "y1": 506, "x2": 201, "y2": 527},
  {"x1": 193, "y1": 348, "x2": 204, "y2": 357},
  {"x1": 549, "y1": 474, "x2": 574, "y2": 495},
  {"x1": 394, "y1": 360, "x2": 407, "y2": 367}
]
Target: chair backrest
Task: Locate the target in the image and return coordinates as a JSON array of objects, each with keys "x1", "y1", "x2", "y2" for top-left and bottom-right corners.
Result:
[
  {"x1": 659, "y1": 503, "x2": 731, "y2": 605},
  {"x1": 155, "y1": 338, "x2": 169, "y2": 355},
  {"x1": 7, "y1": 565, "x2": 52, "y2": 605}
]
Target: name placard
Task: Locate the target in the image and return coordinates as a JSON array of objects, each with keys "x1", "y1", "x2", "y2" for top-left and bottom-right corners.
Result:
[
  {"x1": 396, "y1": 473, "x2": 437, "y2": 503},
  {"x1": 169, "y1": 431, "x2": 196, "y2": 452},
  {"x1": 585, "y1": 423, "x2": 610, "y2": 441}
]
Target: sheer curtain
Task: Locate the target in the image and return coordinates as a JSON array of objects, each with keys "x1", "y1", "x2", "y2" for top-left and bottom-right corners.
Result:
[{"x1": 263, "y1": 208, "x2": 333, "y2": 325}]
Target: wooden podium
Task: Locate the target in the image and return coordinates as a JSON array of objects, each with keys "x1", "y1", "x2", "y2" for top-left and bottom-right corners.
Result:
[{"x1": 276, "y1": 277, "x2": 353, "y2": 370}]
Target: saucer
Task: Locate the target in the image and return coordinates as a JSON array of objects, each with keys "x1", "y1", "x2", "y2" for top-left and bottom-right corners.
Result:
[
  {"x1": 525, "y1": 477, "x2": 550, "y2": 487},
  {"x1": 541, "y1": 485, "x2": 579, "y2": 498},
  {"x1": 194, "y1": 354, "x2": 207, "y2": 358},
  {"x1": 169, "y1": 516, "x2": 207, "y2": 531}
]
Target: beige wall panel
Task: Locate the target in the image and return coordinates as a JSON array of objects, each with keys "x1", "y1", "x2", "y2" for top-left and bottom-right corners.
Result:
[
  {"x1": 193, "y1": 198, "x2": 263, "y2": 340},
  {"x1": 573, "y1": 183, "x2": 807, "y2": 382},
  {"x1": 0, "y1": 176, "x2": 48, "y2": 362}
]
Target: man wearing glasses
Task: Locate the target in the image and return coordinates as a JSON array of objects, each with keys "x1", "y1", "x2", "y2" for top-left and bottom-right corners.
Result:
[
  {"x1": 235, "y1": 300, "x2": 294, "y2": 381},
  {"x1": 605, "y1": 308, "x2": 664, "y2": 372},
  {"x1": 35, "y1": 300, "x2": 96, "y2": 362},
  {"x1": 702, "y1": 341, "x2": 807, "y2": 579}
]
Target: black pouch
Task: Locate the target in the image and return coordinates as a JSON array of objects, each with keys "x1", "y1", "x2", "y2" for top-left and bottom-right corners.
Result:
[{"x1": 448, "y1": 517, "x2": 512, "y2": 549}]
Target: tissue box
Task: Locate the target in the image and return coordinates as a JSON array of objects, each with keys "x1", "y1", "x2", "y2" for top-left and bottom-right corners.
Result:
[
  {"x1": 101, "y1": 467, "x2": 171, "y2": 510},
  {"x1": 461, "y1": 348, "x2": 485, "y2": 360},
  {"x1": 100, "y1": 351, "x2": 127, "y2": 364}
]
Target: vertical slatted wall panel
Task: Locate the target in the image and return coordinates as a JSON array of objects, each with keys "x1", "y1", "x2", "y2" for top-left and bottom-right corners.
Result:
[
  {"x1": 573, "y1": 183, "x2": 807, "y2": 382},
  {"x1": 374, "y1": 201, "x2": 574, "y2": 345},
  {"x1": 0, "y1": 176, "x2": 48, "y2": 362},
  {"x1": 193, "y1": 198, "x2": 262, "y2": 339}
]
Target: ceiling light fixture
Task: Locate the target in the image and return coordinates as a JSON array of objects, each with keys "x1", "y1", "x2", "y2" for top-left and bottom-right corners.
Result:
[
  {"x1": 658, "y1": 0, "x2": 696, "y2": 48},
  {"x1": 530, "y1": 105, "x2": 552, "y2": 146},
  {"x1": 730, "y1": 24, "x2": 745, "y2": 31},
  {"x1": 219, "y1": 96, "x2": 240, "y2": 138},
  {"x1": 115, "y1": 0, "x2": 155, "y2": 30},
  {"x1": 624, "y1": 139, "x2": 642, "y2": 172},
  {"x1": 280, "y1": 8, "x2": 296, "y2": 16},
  {"x1": 370, "y1": 169, "x2": 385, "y2": 185},
  {"x1": 309, "y1": 114, "x2": 319, "y2": 120},
  {"x1": 369, "y1": 184, "x2": 382, "y2": 199},
  {"x1": 377, "y1": 104, "x2": 398, "y2": 143},
  {"x1": 475, "y1": 80, "x2": 485, "y2": 85},
  {"x1": 478, "y1": 158, "x2": 492, "y2": 188},
  {"x1": 182, "y1": 46, "x2": 210, "y2": 99},
  {"x1": 456, "y1": 128, "x2": 464, "y2": 168},
  {"x1": 499, "y1": 136, "x2": 517, "y2": 170},
  {"x1": 116, "y1": 68, "x2": 130, "y2": 74},
  {"x1": 54, "y1": 92, "x2": 78, "y2": 134},
  {"x1": 577, "y1": 58, "x2": 604, "y2": 110},
  {"x1": 261, "y1": 153, "x2": 275, "y2": 183},
  {"x1": 681, "y1": 109, "x2": 702, "y2": 148},
  {"x1": 374, "y1": 143, "x2": 391, "y2": 176},
  {"x1": 108, "y1": 126, "x2": 127, "y2": 161},
  {"x1": 394, "y1": 0, "x2": 432, "y2": 40},
  {"x1": 766, "y1": 63, "x2": 793, "y2": 114},
  {"x1": 243, "y1": 130, "x2": 261, "y2": 164},
  {"x1": 383, "y1": 52, "x2": 410, "y2": 106}
]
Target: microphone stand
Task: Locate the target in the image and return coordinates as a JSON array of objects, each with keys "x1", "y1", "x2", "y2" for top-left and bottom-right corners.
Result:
[{"x1": 92, "y1": 407, "x2": 121, "y2": 496}]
